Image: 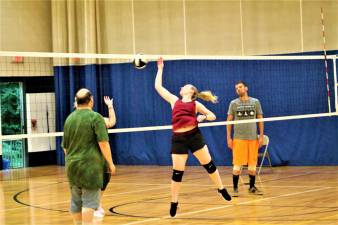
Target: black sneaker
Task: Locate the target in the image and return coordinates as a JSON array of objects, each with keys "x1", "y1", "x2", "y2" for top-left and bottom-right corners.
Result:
[
  {"x1": 248, "y1": 186, "x2": 263, "y2": 195},
  {"x1": 218, "y1": 188, "x2": 232, "y2": 201},
  {"x1": 170, "y1": 202, "x2": 178, "y2": 217},
  {"x1": 232, "y1": 187, "x2": 239, "y2": 197}
]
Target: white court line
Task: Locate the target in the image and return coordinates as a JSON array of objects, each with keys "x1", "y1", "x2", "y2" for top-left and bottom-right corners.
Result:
[
  {"x1": 255, "y1": 171, "x2": 317, "y2": 183},
  {"x1": 258, "y1": 185, "x2": 336, "y2": 188},
  {"x1": 110, "y1": 182, "x2": 335, "y2": 189},
  {"x1": 121, "y1": 187, "x2": 331, "y2": 225},
  {"x1": 2, "y1": 183, "x2": 335, "y2": 214},
  {"x1": 3, "y1": 172, "x2": 336, "y2": 213}
]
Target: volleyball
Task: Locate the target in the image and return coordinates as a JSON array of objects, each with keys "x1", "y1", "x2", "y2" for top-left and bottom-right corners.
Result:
[{"x1": 133, "y1": 54, "x2": 147, "y2": 69}]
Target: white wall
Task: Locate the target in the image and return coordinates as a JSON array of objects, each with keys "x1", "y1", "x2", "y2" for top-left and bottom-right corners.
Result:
[
  {"x1": 0, "y1": 57, "x2": 53, "y2": 77},
  {"x1": 26, "y1": 93, "x2": 56, "y2": 152},
  {"x1": 0, "y1": 0, "x2": 52, "y2": 52}
]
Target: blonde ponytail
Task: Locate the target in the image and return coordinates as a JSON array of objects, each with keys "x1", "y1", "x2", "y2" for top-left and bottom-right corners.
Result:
[{"x1": 196, "y1": 91, "x2": 218, "y2": 103}]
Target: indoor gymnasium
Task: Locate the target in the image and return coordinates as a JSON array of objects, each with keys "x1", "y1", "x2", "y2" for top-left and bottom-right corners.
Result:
[{"x1": 0, "y1": 0, "x2": 337, "y2": 225}]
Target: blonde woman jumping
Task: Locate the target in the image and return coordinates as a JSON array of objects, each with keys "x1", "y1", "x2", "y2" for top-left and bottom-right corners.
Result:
[{"x1": 155, "y1": 57, "x2": 231, "y2": 217}]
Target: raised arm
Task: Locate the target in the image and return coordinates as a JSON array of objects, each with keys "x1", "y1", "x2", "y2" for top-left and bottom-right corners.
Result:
[
  {"x1": 196, "y1": 101, "x2": 216, "y2": 122},
  {"x1": 155, "y1": 57, "x2": 178, "y2": 107},
  {"x1": 103, "y1": 96, "x2": 116, "y2": 128}
]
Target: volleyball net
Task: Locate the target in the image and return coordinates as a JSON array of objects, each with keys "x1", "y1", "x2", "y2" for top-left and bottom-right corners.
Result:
[{"x1": 0, "y1": 51, "x2": 337, "y2": 167}]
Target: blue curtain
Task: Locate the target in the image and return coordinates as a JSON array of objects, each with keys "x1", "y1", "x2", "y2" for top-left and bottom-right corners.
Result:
[{"x1": 55, "y1": 59, "x2": 338, "y2": 166}]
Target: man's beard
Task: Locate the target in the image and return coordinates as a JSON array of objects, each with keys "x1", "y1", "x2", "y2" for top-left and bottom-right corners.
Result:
[{"x1": 237, "y1": 92, "x2": 244, "y2": 97}]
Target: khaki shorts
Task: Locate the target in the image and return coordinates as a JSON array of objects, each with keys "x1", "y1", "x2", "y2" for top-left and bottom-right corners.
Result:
[{"x1": 70, "y1": 186, "x2": 100, "y2": 213}]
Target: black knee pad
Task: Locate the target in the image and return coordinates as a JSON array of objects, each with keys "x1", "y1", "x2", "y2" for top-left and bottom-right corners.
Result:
[
  {"x1": 203, "y1": 160, "x2": 217, "y2": 174},
  {"x1": 172, "y1": 170, "x2": 184, "y2": 182}
]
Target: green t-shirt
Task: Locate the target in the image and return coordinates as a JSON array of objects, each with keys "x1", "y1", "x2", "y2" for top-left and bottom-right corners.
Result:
[{"x1": 62, "y1": 109, "x2": 109, "y2": 190}]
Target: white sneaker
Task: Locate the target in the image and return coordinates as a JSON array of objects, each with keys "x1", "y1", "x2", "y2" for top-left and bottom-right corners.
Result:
[{"x1": 94, "y1": 207, "x2": 105, "y2": 218}]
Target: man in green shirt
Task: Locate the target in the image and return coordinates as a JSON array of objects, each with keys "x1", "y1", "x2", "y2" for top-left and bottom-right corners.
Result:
[{"x1": 62, "y1": 88, "x2": 115, "y2": 225}]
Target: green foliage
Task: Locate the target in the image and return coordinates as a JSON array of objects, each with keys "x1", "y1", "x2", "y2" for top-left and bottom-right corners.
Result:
[
  {"x1": 2, "y1": 140, "x2": 24, "y2": 168},
  {"x1": 0, "y1": 83, "x2": 22, "y2": 135}
]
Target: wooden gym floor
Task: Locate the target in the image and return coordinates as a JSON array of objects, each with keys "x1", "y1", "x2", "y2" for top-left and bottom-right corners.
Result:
[{"x1": 0, "y1": 165, "x2": 337, "y2": 225}]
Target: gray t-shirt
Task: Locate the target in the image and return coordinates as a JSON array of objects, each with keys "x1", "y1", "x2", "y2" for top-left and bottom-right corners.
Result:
[{"x1": 227, "y1": 97, "x2": 263, "y2": 140}]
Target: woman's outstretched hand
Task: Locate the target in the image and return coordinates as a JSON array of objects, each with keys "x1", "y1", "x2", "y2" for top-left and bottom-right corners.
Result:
[{"x1": 157, "y1": 57, "x2": 164, "y2": 70}]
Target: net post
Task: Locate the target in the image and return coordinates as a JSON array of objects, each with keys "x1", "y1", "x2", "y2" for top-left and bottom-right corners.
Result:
[{"x1": 333, "y1": 55, "x2": 338, "y2": 115}]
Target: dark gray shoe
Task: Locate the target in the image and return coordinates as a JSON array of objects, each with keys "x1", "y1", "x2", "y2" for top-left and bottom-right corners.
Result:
[{"x1": 248, "y1": 186, "x2": 263, "y2": 195}]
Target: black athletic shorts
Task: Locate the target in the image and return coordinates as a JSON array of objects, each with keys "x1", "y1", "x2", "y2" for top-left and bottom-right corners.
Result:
[{"x1": 171, "y1": 127, "x2": 206, "y2": 154}]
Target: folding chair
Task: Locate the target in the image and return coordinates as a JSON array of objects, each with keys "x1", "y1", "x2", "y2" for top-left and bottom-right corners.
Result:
[
  {"x1": 239, "y1": 135, "x2": 272, "y2": 176},
  {"x1": 257, "y1": 135, "x2": 272, "y2": 175}
]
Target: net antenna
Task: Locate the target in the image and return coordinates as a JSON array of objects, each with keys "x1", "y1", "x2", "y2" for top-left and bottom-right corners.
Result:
[
  {"x1": 320, "y1": 7, "x2": 331, "y2": 113},
  {"x1": 334, "y1": 55, "x2": 338, "y2": 114}
]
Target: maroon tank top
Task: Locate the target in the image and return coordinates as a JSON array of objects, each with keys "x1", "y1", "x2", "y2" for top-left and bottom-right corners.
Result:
[{"x1": 172, "y1": 100, "x2": 198, "y2": 130}]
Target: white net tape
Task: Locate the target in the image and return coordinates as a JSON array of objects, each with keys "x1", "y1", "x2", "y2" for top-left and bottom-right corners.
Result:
[
  {"x1": 0, "y1": 50, "x2": 336, "y2": 60},
  {"x1": 1, "y1": 112, "x2": 337, "y2": 141}
]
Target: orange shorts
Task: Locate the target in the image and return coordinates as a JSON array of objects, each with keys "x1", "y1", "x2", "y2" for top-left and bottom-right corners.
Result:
[{"x1": 232, "y1": 139, "x2": 259, "y2": 166}]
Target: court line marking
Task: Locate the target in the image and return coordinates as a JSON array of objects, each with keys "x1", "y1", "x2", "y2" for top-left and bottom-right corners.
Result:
[
  {"x1": 100, "y1": 171, "x2": 319, "y2": 187},
  {"x1": 120, "y1": 187, "x2": 331, "y2": 225},
  {"x1": 4, "y1": 182, "x2": 336, "y2": 212},
  {"x1": 108, "y1": 182, "x2": 336, "y2": 189},
  {"x1": 0, "y1": 170, "x2": 317, "y2": 185},
  {"x1": 1, "y1": 179, "x2": 334, "y2": 189},
  {"x1": 30, "y1": 186, "x2": 170, "y2": 208},
  {"x1": 2, "y1": 186, "x2": 171, "y2": 212},
  {"x1": 4, "y1": 176, "x2": 337, "y2": 213}
]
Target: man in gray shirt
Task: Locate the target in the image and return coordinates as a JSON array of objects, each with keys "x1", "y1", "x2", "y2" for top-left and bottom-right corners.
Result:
[{"x1": 226, "y1": 81, "x2": 264, "y2": 196}]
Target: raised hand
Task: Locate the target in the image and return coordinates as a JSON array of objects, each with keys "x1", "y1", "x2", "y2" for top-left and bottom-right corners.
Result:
[
  {"x1": 104, "y1": 96, "x2": 113, "y2": 108},
  {"x1": 157, "y1": 57, "x2": 164, "y2": 69}
]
